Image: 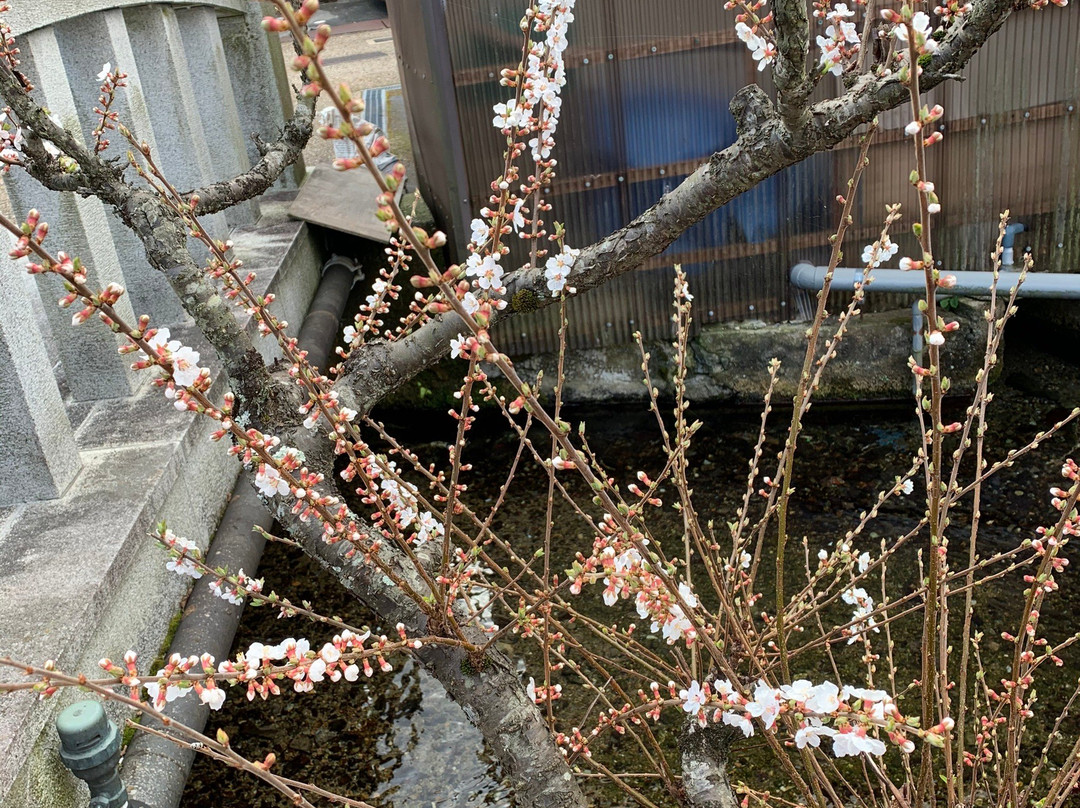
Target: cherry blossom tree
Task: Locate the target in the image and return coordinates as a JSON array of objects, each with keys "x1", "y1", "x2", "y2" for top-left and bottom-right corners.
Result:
[{"x1": 1, "y1": 0, "x2": 1078, "y2": 807}]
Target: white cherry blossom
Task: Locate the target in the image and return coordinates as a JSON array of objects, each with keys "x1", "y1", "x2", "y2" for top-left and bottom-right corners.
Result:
[
  {"x1": 170, "y1": 344, "x2": 201, "y2": 387},
  {"x1": 832, "y1": 725, "x2": 887, "y2": 757},
  {"x1": 198, "y1": 684, "x2": 226, "y2": 711},
  {"x1": 492, "y1": 99, "x2": 526, "y2": 131},
  {"x1": 544, "y1": 245, "x2": 578, "y2": 296},
  {"x1": 795, "y1": 718, "x2": 837, "y2": 749},
  {"x1": 255, "y1": 464, "x2": 290, "y2": 497},
  {"x1": 745, "y1": 681, "x2": 781, "y2": 730},
  {"x1": 805, "y1": 681, "x2": 841, "y2": 714},
  {"x1": 679, "y1": 680, "x2": 708, "y2": 713},
  {"x1": 780, "y1": 679, "x2": 815, "y2": 702},
  {"x1": 722, "y1": 710, "x2": 755, "y2": 737}
]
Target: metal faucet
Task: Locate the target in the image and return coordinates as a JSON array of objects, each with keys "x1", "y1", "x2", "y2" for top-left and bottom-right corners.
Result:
[{"x1": 56, "y1": 701, "x2": 129, "y2": 808}]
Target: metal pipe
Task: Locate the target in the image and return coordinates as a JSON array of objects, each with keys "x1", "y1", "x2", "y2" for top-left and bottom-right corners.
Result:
[
  {"x1": 790, "y1": 262, "x2": 1080, "y2": 298},
  {"x1": 1002, "y1": 222, "x2": 1025, "y2": 267},
  {"x1": 120, "y1": 253, "x2": 360, "y2": 808}
]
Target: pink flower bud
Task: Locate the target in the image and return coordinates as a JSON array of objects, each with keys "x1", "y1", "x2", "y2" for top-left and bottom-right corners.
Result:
[
  {"x1": 261, "y1": 16, "x2": 289, "y2": 32},
  {"x1": 370, "y1": 136, "x2": 390, "y2": 157}
]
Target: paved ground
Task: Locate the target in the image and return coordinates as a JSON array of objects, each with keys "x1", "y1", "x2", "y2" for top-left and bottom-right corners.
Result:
[
  {"x1": 281, "y1": 0, "x2": 403, "y2": 174},
  {"x1": 307, "y1": 0, "x2": 388, "y2": 28}
]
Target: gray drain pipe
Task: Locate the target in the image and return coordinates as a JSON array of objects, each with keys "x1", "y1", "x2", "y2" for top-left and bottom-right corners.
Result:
[
  {"x1": 790, "y1": 263, "x2": 1080, "y2": 299},
  {"x1": 118, "y1": 254, "x2": 361, "y2": 808}
]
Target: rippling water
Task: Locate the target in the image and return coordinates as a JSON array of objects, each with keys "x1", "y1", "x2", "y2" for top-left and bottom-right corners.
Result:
[{"x1": 183, "y1": 384, "x2": 1077, "y2": 807}]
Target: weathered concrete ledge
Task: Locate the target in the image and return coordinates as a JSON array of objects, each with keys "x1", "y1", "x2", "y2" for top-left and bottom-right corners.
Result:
[
  {"x1": 7, "y1": 0, "x2": 250, "y2": 36},
  {"x1": 0, "y1": 200, "x2": 321, "y2": 808},
  {"x1": 378, "y1": 301, "x2": 993, "y2": 413}
]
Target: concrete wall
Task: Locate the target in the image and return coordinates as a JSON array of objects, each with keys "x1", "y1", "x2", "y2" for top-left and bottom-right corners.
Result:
[{"x1": 0, "y1": 2, "x2": 316, "y2": 803}]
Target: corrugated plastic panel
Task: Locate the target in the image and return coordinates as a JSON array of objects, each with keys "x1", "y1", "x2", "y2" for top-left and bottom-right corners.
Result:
[{"x1": 395, "y1": 1, "x2": 1080, "y2": 354}]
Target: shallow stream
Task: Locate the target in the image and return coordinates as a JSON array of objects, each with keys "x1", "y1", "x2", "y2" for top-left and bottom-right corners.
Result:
[{"x1": 183, "y1": 379, "x2": 1079, "y2": 807}]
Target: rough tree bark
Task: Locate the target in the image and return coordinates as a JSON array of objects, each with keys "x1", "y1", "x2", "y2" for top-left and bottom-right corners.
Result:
[
  {"x1": 679, "y1": 724, "x2": 740, "y2": 808},
  {"x1": 0, "y1": 0, "x2": 1020, "y2": 803}
]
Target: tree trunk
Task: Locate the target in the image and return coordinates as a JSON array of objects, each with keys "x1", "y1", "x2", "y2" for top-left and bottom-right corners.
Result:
[
  {"x1": 262, "y1": 436, "x2": 589, "y2": 808},
  {"x1": 679, "y1": 722, "x2": 740, "y2": 808}
]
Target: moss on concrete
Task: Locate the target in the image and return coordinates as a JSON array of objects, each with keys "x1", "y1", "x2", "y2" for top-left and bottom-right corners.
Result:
[{"x1": 375, "y1": 302, "x2": 997, "y2": 413}]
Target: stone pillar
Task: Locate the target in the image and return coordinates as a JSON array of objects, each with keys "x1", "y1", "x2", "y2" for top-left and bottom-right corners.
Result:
[
  {"x1": 176, "y1": 6, "x2": 258, "y2": 228},
  {"x1": 4, "y1": 0, "x2": 301, "y2": 330},
  {"x1": 5, "y1": 26, "x2": 142, "y2": 401},
  {"x1": 120, "y1": 5, "x2": 231, "y2": 241},
  {"x1": 0, "y1": 258, "x2": 82, "y2": 506},
  {"x1": 49, "y1": 9, "x2": 189, "y2": 325},
  {"x1": 218, "y1": 2, "x2": 305, "y2": 191}
]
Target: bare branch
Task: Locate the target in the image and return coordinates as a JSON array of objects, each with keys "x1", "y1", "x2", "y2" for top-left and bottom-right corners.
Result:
[{"x1": 187, "y1": 92, "x2": 316, "y2": 215}]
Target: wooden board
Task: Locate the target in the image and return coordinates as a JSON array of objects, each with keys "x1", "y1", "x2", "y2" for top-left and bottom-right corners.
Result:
[{"x1": 288, "y1": 164, "x2": 400, "y2": 242}]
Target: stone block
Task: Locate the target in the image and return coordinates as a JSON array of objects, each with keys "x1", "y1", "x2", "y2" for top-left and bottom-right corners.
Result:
[
  {"x1": 690, "y1": 301, "x2": 990, "y2": 403},
  {"x1": 229, "y1": 199, "x2": 322, "y2": 364},
  {"x1": 4, "y1": 28, "x2": 142, "y2": 401},
  {"x1": 468, "y1": 302, "x2": 991, "y2": 411},
  {"x1": 218, "y1": 4, "x2": 305, "y2": 191},
  {"x1": 53, "y1": 10, "x2": 187, "y2": 324},
  {"x1": 120, "y1": 5, "x2": 230, "y2": 240},
  {"x1": 5, "y1": 0, "x2": 249, "y2": 37}
]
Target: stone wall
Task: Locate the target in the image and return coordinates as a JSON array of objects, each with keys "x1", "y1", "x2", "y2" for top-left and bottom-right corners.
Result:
[{"x1": 0, "y1": 3, "x2": 315, "y2": 804}]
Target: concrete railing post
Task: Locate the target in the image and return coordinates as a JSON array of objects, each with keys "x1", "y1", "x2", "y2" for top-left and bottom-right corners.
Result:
[
  {"x1": 0, "y1": 260, "x2": 82, "y2": 506},
  {"x1": 119, "y1": 5, "x2": 232, "y2": 242},
  {"x1": 218, "y1": 3, "x2": 305, "y2": 191},
  {"x1": 52, "y1": 8, "x2": 188, "y2": 324},
  {"x1": 4, "y1": 26, "x2": 142, "y2": 402},
  {"x1": 176, "y1": 6, "x2": 259, "y2": 228},
  {"x1": 0, "y1": 0, "x2": 300, "y2": 501}
]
